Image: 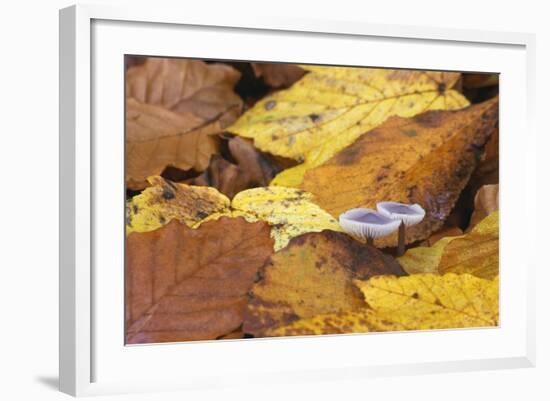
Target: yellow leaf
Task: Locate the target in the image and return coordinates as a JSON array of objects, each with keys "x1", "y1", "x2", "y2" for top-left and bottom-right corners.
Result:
[
  {"x1": 126, "y1": 176, "x2": 231, "y2": 234},
  {"x1": 228, "y1": 65, "x2": 469, "y2": 187},
  {"x1": 266, "y1": 309, "x2": 404, "y2": 337},
  {"x1": 127, "y1": 177, "x2": 341, "y2": 250},
  {"x1": 231, "y1": 186, "x2": 342, "y2": 250},
  {"x1": 356, "y1": 273, "x2": 499, "y2": 329},
  {"x1": 268, "y1": 273, "x2": 498, "y2": 336},
  {"x1": 302, "y1": 98, "x2": 498, "y2": 247},
  {"x1": 243, "y1": 230, "x2": 406, "y2": 337},
  {"x1": 398, "y1": 212, "x2": 499, "y2": 279}
]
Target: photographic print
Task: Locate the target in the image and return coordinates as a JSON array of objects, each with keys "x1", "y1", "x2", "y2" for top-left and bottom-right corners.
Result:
[{"x1": 124, "y1": 57, "x2": 499, "y2": 344}]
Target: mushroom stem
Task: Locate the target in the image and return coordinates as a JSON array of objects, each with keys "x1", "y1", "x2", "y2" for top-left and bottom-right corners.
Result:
[
  {"x1": 397, "y1": 222, "x2": 406, "y2": 256},
  {"x1": 367, "y1": 237, "x2": 374, "y2": 246}
]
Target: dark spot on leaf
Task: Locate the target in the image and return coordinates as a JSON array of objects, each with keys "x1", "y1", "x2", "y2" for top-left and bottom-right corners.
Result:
[
  {"x1": 411, "y1": 292, "x2": 419, "y2": 299},
  {"x1": 196, "y1": 211, "x2": 209, "y2": 220},
  {"x1": 414, "y1": 111, "x2": 443, "y2": 128},
  {"x1": 309, "y1": 113, "x2": 321, "y2": 123},
  {"x1": 264, "y1": 100, "x2": 276, "y2": 110},
  {"x1": 132, "y1": 204, "x2": 139, "y2": 214},
  {"x1": 402, "y1": 129, "x2": 418, "y2": 137},
  {"x1": 335, "y1": 144, "x2": 362, "y2": 165},
  {"x1": 434, "y1": 299, "x2": 443, "y2": 307},
  {"x1": 271, "y1": 134, "x2": 279, "y2": 141},
  {"x1": 159, "y1": 215, "x2": 166, "y2": 224},
  {"x1": 162, "y1": 186, "x2": 175, "y2": 200},
  {"x1": 437, "y1": 82, "x2": 446, "y2": 95}
]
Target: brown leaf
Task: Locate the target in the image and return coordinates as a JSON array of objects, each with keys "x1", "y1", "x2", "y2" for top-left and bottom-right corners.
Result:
[
  {"x1": 126, "y1": 99, "x2": 221, "y2": 189},
  {"x1": 302, "y1": 97, "x2": 498, "y2": 247},
  {"x1": 126, "y1": 58, "x2": 244, "y2": 189},
  {"x1": 242, "y1": 230, "x2": 405, "y2": 337},
  {"x1": 422, "y1": 226, "x2": 463, "y2": 246},
  {"x1": 125, "y1": 217, "x2": 273, "y2": 343},
  {"x1": 126, "y1": 58, "x2": 243, "y2": 127},
  {"x1": 251, "y1": 63, "x2": 306, "y2": 88},
  {"x1": 468, "y1": 184, "x2": 499, "y2": 231},
  {"x1": 192, "y1": 137, "x2": 282, "y2": 198}
]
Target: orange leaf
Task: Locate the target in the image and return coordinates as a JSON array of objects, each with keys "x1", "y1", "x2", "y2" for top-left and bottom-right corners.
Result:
[{"x1": 125, "y1": 217, "x2": 273, "y2": 343}]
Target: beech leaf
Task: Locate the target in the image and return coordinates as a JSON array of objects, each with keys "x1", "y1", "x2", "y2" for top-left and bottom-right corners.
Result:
[
  {"x1": 302, "y1": 97, "x2": 498, "y2": 247},
  {"x1": 125, "y1": 217, "x2": 273, "y2": 343},
  {"x1": 127, "y1": 178, "x2": 341, "y2": 250},
  {"x1": 267, "y1": 273, "x2": 498, "y2": 336},
  {"x1": 242, "y1": 230, "x2": 405, "y2": 336},
  {"x1": 126, "y1": 58, "x2": 243, "y2": 189},
  {"x1": 228, "y1": 65, "x2": 469, "y2": 186},
  {"x1": 398, "y1": 212, "x2": 499, "y2": 279}
]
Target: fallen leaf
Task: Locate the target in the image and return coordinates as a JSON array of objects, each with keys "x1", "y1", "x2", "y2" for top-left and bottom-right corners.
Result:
[
  {"x1": 251, "y1": 63, "x2": 306, "y2": 88},
  {"x1": 268, "y1": 273, "x2": 498, "y2": 336},
  {"x1": 356, "y1": 273, "x2": 499, "y2": 329},
  {"x1": 398, "y1": 212, "x2": 498, "y2": 279},
  {"x1": 126, "y1": 176, "x2": 230, "y2": 234},
  {"x1": 228, "y1": 65, "x2": 469, "y2": 186},
  {"x1": 242, "y1": 230, "x2": 405, "y2": 336},
  {"x1": 125, "y1": 217, "x2": 273, "y2": 343},
  {"x1": 422, "y1": 226, "x2": 463, "y2": 246},
  {"x1": 438, "y1": 212, "x2": 499, "y2": 279},
  {"x1": 462, "y1": 73, "x2": 499, "y2": 89},
  {"x1": 231, "y1": 186, "x2": 343, "y2": 250},
  {"x1": 266, "y1": 309, "x2": 404, "y2": 337},
  {"x1": 127, "y1": 178, "x2": 341, "y2": 251},
  {"x1": 126, "y1": 58, "x2": 242, "y2": 127},
  {"x1": 468, "y1": 184, "x2": 499, "y2": 230},
  {"x1": 302, "y1": 97, "x2": 498, "y2": 247},
  {"x1": 125, "y1": 98, "x2": 222, "y2": 189},
  {"x1": 126, "y1": 58, "x2": 243, "y2": 189},
  {"x1": 191, "y1": 136, "x2": 282, "y2": 198}
]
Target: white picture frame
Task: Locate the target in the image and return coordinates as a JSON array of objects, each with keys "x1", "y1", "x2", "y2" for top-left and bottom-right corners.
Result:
[{"x1": 59, "y1": 3, "x2": 536, "y2": 397}]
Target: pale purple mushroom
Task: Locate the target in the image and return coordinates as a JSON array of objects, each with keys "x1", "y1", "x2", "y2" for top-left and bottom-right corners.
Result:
[
  {"x1": 339, "y1": 208, "x2": 401, "y2": 246},
  {"x1": 376, "y1": 201, "x2": 426, "y2": 256}
]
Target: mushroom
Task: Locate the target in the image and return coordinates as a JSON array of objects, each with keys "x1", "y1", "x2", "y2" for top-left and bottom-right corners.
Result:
[
  {"x1": 339, "y1": 208, "x2": 401, "y2": 246},
  {"x1": 376, "y1": 201, "x2": 425, "y2": 256}
]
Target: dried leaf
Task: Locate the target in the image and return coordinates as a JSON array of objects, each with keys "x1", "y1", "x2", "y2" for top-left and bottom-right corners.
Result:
[
  {"x1": 127, "y1": 178, "x2": 341, "y2": 251},
  {"x1": 126, "y1": 58, "x2": 242, "y2": 127},
  {"x1": 356, "y1": 273, "x2": 499, "y2": 329},
  {"x1": 126, "y1": 58, "x2": 243, "y2": 189},
  {"x1": 251, "y1": 63, "x2": 306, "y2": 88},
  {"x1": 125, "y1": 217, "x2": 273, "y2": 343},
  {"x1": 468, "y1": 184, "x2": 499, "y2": 230},
  {"x1": 125, "y1": 98, "x2": 222, "y2": 189},
  {"x1": 228, "y1": 65, "x2": 469, "y2": 186},
  {"x1": 191, "y1": 137, "x2": 281, "y2": 198},
  {"x1": 242, "y1": 230, "x2": 405, "y2": 336},
  {"x1": 302, "y1": 98, "x2": 498, "y2": 247},
  {"x1": 398, "y1": 212, "x2": 499, "y2": 279},
  {"x1": 268, "y1": 273, "x2": 498, "y2": 337},
  {"x1": 231, "y1": 186, "x2": 342, "y2": 250},
  {"x1": 423, "y1": 226, "x2": 463, "y2": 246},
  {"x1": 126, "y1": 176, "x2": 230, "y2": 234}
]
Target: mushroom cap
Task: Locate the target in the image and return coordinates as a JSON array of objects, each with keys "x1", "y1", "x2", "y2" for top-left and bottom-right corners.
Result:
[
  {"x1": 376, "y1": 201, "x2": 426, "y2": 227},
  {"x1": 339, "y1": 208, "x2": 402, "y2": 240}
]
